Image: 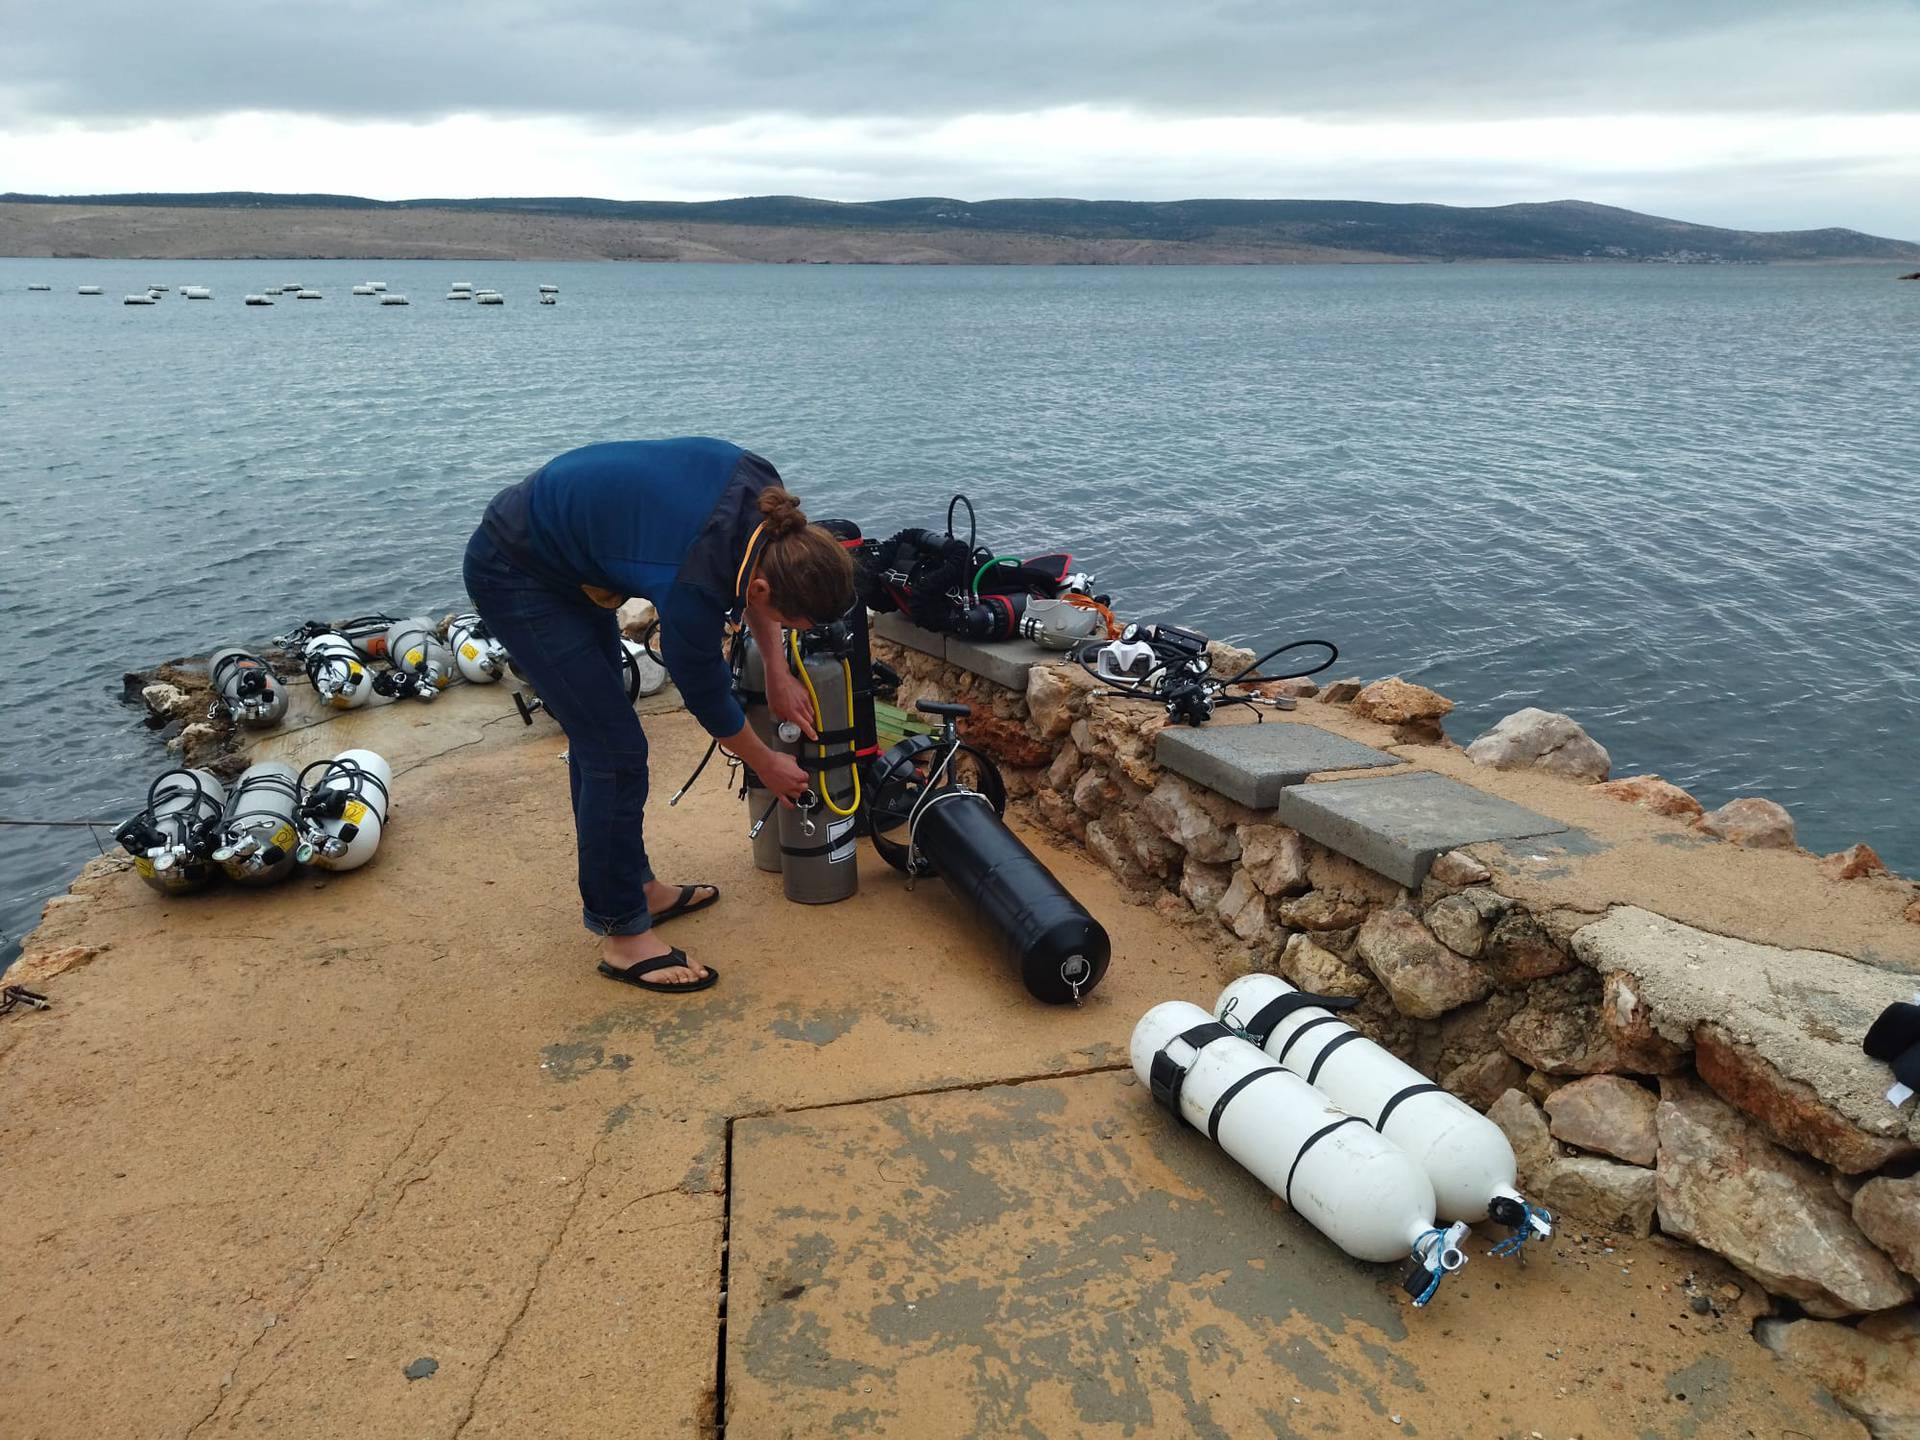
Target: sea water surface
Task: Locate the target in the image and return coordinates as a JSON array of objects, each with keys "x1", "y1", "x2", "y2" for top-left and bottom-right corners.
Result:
[{"x1": 1, "y1": 260, "x2": 1916, "y2": 966}]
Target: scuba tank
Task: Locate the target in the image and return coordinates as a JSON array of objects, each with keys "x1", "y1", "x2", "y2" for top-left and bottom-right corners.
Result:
[
  {"x1": 304, "y1": 632, "x2": 372, "y2": 709},
  {"x1": 380, "y1": 616, "x2": 453, "y2": 700},
  {"x1": 777, "y1": 629, "x2": 860, "y2": 905},
  {"x1": 1132, "y1": 1001, "x2": 1469, "y2": 1303},
  {"x1": 114, "y1": 768, "x2": 228, "y2": 894},
  {"x1": 1019, "y1": 597, "x2": 1105, "y2": 651},
  {"x1": 1215, "y1": 975, "x2": 1553, "y2": 1249},
  {"x1": 212, "y1": 761, "x2": 303, "y2": 886},
  {"x1": 737, "y1": 633, "x2": 789, "y2": 874},
  {"x1": 296, "y1": 748, "x2": 392, "y2": 871},
  {"x1": 622, "y1": 637, "x2": 667, "y2": 699},
  {"x1": 208, "y1": 648, "x2": 288, "y2": 727},
  {"x1": 445, "y1": 612, "x2": 508, "y2": 684}
]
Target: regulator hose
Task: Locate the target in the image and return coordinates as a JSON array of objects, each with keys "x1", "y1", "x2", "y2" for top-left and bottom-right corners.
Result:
[{"x1": 788, "y1": 630, "x2": 862, "y2": 819}]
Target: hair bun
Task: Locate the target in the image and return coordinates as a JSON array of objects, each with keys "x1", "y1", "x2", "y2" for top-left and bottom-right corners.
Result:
[{"x1": 757, "y1": 485, "x2": 808, "y2": 538}]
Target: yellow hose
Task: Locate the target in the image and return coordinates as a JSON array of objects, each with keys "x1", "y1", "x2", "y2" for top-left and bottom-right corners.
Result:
[{"x1": 787, "y1": 631, "x2": 862, "y2": 818}]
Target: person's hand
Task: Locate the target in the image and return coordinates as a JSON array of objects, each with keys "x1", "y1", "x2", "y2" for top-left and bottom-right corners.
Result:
[
  {"x1": 759, "y1": 748, "x2": 811, "y2": 804},
  {"x1": 768, "y1": 669, "x2": 819, "y2": 741}
]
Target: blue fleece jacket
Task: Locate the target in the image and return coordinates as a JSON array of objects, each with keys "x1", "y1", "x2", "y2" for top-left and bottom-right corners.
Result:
[{"x1": 481, "y1": 438, "x2": 780, "y2": 738}]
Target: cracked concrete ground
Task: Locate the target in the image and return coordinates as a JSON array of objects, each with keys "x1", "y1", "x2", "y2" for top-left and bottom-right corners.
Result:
[{"x1": 0, "y1": 687, "x2": 1867, "y2": 1437}]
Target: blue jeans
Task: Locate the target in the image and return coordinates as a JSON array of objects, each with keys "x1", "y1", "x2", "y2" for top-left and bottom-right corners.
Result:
[{"x1": 463, "y1": 527, "x2": 657, "y2": 935}]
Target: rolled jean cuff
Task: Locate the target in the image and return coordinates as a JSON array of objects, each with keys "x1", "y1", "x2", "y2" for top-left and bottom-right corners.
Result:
[{"x1": 583, "y1": 904, "x2": 654, "y2": 937}]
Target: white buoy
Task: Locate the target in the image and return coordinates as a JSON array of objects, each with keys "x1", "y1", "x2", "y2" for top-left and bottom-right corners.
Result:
[
  {"x1": 296, "y1": 749, "x2": 392, "y2": 871},
  {"x1": 539, "y1": 293, "x2": 557, "y2": 305},
  {"x1": 295, "y1": 289, "x2": 323, "y2": 300},
  {"x1": 445, "y1": 290, "x2": 471, "y2": 301},
  {"x1": 245, "y1": 294, "x2": 274, "y2": 306},
  {"x1": 475, "y1": 291, "x2": 504, "y2": 305},
  {"x1": 28, "y1": 282, "x2": 52, "y2": 291},
  {"x1": 1131, "y1": 1001, "x2": 1468, "y2": 1301},
  {"x1": 1215, "y1": 975, "x2": 1553, "y2": 1247},
  {"x1": 368, "y1": 281, "x2": 387, "y2": 292},
  {"x1": 148, "y1": 284, "x2": 170, "y2": 293},
  {"x1": 449, "y1": 281, "x2": 473, "y2": 292},
  {"x1": 123, "y1": 293, "x2": 157, "y2": 305},
  {"x1": 183, "y1": 286, "x2": 212, "y2": 300},
  {"x1": 445, "y1": 611, "x2": 508, "y2": 683},
  {"x1": 379, "y1": 293, "x2": 410, "y2": 305},
  {"x1": 303, "y1": 632, "x2": 372, "y2": 708},
  {"x1": 283, "y1": 281, "x2": 303, "y2": 291},
  {"x1": 78, "y1": 285, "x2": 103, "y2": 295},
  {"x1": 538, "y1": 284, "x2": 559, "y2": 293},
  {"x1": 351, "y1": 283, "x2": 376, "y2": 296}
]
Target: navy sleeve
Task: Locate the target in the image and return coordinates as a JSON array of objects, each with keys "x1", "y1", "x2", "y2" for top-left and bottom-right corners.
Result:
[{"x1": 658, "y1": 582, "x2": 746, "y2": 738}]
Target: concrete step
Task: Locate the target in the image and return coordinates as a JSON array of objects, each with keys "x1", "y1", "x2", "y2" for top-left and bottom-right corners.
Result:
[
  {"x1": 1155, "y1": 721, "x2": 1400, "y2": 808},
  {"x1": 945, "y1": 634, "x2": 1056, "y2": 689},
  {"x1": 870, "y1": 610, "x2": 947, "y2": 659},
  {"x1": 1273, "y1": 770, "x2": 1568, "y2": 886}
]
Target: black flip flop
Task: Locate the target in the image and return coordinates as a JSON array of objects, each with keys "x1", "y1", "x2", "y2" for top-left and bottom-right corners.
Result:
[
  {"x1": 651, "y1": 884, "x2": 721, "y2": 926},
  {"x1": 597, "y1": 949, "x2": 718, "y2": 993}
]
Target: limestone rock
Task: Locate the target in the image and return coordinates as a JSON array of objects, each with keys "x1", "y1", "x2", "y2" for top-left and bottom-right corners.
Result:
[
  {"x1": 1537, "y1": 1156, "x2": 1657, "y2": 1237},
  {"x1": 1544, "y1": 1075, "x2": 1659, "y2": 1165},
  {"x1": 6, "y1": 942, "x2": 106, "y2": 988},
  {"x1": 1026, "y1": 663, "x2": 1096, "y2": 740},
  {"x1": 615, "y1": 597, "x2": 657, "y2": 638},
  {"x1": 1084, "y1": 696, "x2": 1166, "y2": 789},
  {"x1": 1487, "y1": 1089, "x2": 1556, "y2": 1188},
  {"x1": 1695, "y1": 1023, "x2": 1917, "y2": 1174},
  {"x1": 1655, "y1": 1076, "x2": 1915, "y2": 1317},
  {"x1": 1600, "y1": 972, "x2": 1693, "y2": 1075},
  {"x1": 1356, "y1": 910, "x2": 1491, "y2": 1019},
  {"x1": 1178, "y1": 859, "x2": 1234, "y2": 918},
  {"x1": 1464, "y1": 708, "x2": 1611, "y2": 782},
  {"x1": 1252, "y1": 676, "x2": 1319, "y2": 700},
  {"x1": 170, "y1": 722, "x2": 223, "y2": 766},
  {"x1": 140, "y1": 681, "x2": 195, "y2": 722},
  {"x1": 1141, "y1": 776, "x2": 1241, "y2": 864},
  {"x1": 1525, "y1": 1070, "x2": 1563, "y2": 1106},
  {"x1": 1218, "y1": 871, "x2": 1283, "y2": 951},
  {"x1": 1316, "y1": 678, "x2": 1363, "y2": 705},
  {"x1": 1697, "y1": 796, "x2": 1796, "y2": 849},
  {"x1": 1854, "y1": 1174, "x2": 1920, "y2": 1280},
  {"x1": 1441, "y1": 1050, "x2": 1526, "y2": 1111},
  {"x1": 1589, "y1": 773, "x2": 1705, "y2": 820},
  {"x1": 1498, "y1": 975, "x2": 1621, "y2": 1075},
  {"x1": 962, "y1": 710, "x2": 1053, "y2": 768},
  {"x1": 1238, "y1": 824, "x2": 1310, "y2": 897},
  {"x1": 1424, "y1": 893, "x2": 1490, "y2": 958},
  {"x1": 1205, "y1": 639, "x2": 1256, "y2": 677},
  {"x1": 1085, "y1": 821, "x2": 1151, "y2": 894},
  {"x1": 1043, "y1": 745, "x2": 1081, "y2": 792},
  {"x1": 1351, "y1": 677, "x2": 1453, "y2": 741},
  {"x1": 1823, "y1": 844, "x2": 1892, "y2": 881},
  {"x1": 1277, "y1": 932, "x2": 1375, "y2": 1000},
  {"x1": 1758, "y1": 1307, "x2": 1920, "y2": 1440},
  {"x1": 1071, "y1": 768, "x2": 1113, "y2": 818},
  {"x1": 1277, "y1": 890, "x2": 1369, "y2": 933},
  {"x1": 1304, "y1": 849, "x2": 1409, "y2": 908},
  {"x1": 1033, "y1": 789, "x2": 1084, "y2": 842},
  {"x1": 1907, "y1": 898, "x2": 1920, "y2": 926},
  {"x1": 1482, "y1": 909, "x2": 1573, "y2": 984},
  {"x1": 1427, "y1": 850, "x2": 1492, "y2": 887}
]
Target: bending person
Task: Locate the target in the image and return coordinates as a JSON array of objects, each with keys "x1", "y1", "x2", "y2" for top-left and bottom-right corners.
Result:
[{"x1": 463, "y1": 438, "x2": 854, "y2": 993}]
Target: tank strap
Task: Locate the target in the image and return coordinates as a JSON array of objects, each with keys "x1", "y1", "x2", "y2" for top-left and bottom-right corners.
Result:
[
  {"x1": 1306, "y1": 1029, "x2": 1365, "y2": 1085},
  {"x1": 1206, "y1": 1067, "x2": 1286, "y2": 1142},
  {"x1": 780, "y1": 837, "x2": 848, "y2": 859},
  {"x1": 1283, "y1": 1116, "x2": 1365, "y2": 1209},
  {"x1": 794, "y1": 752, "x2": 857, "y2": 772},
  {"x1": 1241, "y1": 989, "x2": 1359, "y2": 1047},
  {"x1": 1275, "y1": 1014, "x2": 1348, "y2": 1066},
  {"x1": 1150, "y1": 1022, "x2": 1233, "y2": 1114},
  {"x1": 1375, "y1": 1083, "x2": 1445, "y2": 1131}
]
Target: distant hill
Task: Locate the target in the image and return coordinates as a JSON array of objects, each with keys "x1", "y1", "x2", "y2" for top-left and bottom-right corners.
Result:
[{"x1": 4, "y1": 192, "x2": 1915, "y2": 264}]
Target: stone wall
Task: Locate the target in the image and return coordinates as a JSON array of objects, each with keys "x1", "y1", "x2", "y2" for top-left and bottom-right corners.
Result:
[{"x1": 876, "y1": 634, "x2": 1920, "y2": 1395}]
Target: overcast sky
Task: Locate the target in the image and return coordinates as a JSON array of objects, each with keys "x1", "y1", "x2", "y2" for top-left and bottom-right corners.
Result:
[{"x1": 5, "y1": 0, "x2": 1918, "y2": 235}]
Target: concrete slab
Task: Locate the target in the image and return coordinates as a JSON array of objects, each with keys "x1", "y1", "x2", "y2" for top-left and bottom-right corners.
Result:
[
  {"x1": 1155, "y1": 720, "x2": 1399, "y2": 808},
  {"x1": 944, "y1": 633, "x2": 1054, "y2": 689},
  {"x1": 1274, "y1": 770, "x2": 1567, "y2": 887},
  {"x1": 870, "y1": 610, "x2": 946, "y2": 660},
  {"x1": 725, "y1": 1071, "x2": 1851, "y2": 1439}
]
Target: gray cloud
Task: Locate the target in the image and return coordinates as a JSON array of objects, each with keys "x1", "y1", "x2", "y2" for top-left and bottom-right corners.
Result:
[{"x1": 4, "y1": 0, "x2": 1918, "y2": 127}]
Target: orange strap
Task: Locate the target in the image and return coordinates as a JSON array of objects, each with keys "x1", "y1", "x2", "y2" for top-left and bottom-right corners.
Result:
[
  {"x1": 734, "y1": 520, "x2": 770, "y2": 608},
  {"x1": 1066, "y1": 593, "x2": 1121, "y2": 639}
]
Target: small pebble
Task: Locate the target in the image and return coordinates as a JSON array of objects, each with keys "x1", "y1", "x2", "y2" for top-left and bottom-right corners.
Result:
[{"x1": 404, "y1": 1357, "x2": 438, "y2": 1381}]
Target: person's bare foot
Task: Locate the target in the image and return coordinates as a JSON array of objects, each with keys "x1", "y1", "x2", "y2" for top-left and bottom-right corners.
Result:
[
  {"x1": 643, "y1": 879, "x2": 718, "y2": 919},
  {"x1": 601, "y1": 930, "x2": 709, "y2": 984}
]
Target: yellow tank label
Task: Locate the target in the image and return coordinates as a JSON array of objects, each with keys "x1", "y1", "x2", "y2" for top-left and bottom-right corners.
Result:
[
  {"x1": 270, "y1": 823, "x2": 296, "y2": 852},
  {"x1": 343, "y1": 800, "x2": 368, "y2": 825},
  {"x1": 406, "y1": 648, "x2": 424, "y2": 666},
  {"x1": 134, "y1": 856, "x2": 155, "y2": 878},
  {"x1": 460, "y1": 643, "x2": 479, "y2": 660}
]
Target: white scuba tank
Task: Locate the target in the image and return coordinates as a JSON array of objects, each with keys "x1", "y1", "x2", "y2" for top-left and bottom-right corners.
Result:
[
  {"x1": 445, "y1": 611, "x2": 508, "y2": 683},
  {"x1": 1019, "y1": 597, "x2": 1105, "y2": 650},
  {"x1": 1132, "y1": 1003, "x2": 1467, "y2": 1302},
  {"x1": 383, "y1": 616, "x2": 453, "y2": 699},
  {"x1": 208, "y1": 647, "x2": 289, "y2": 728},
  {"x1": 115, "y1": 768, "x2": 229, "y2": 894},
  {"x1": 621, "y1": 637, "x2": 667, "y2": 699},
  {"x1": 1215, "y1": 975, "x2": 1550, "y2": 1242},
  {"x1": 212, "y1": 761, "x2": 303, "y2": 886},
  {"x1": 304, "y1": 632, "x2": 372, "y2": 709},
  {"x1": 297, "y1": 748, "x2": 392, "y2": 871}
]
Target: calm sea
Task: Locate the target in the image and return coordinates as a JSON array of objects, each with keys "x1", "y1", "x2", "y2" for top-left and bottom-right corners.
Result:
[{"x1": 2, "y1": 259, "x2": 1916, "y2": 966}]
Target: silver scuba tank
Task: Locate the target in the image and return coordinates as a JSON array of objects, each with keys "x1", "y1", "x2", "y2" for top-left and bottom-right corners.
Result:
[
  {"x1": 304, "y1": 632, "x2": 372, "y2": 709},
  {"x1": 1019, "y1": 597, "x2": 1104, "y2": 651},
  {"x1": 115, "y1": 768, "x2": 229, "y2": 894},
  {"x1": 445, "y1": 611, "x2": 508, "y2": 683},
  {"x1": 296, "y1": 748, "x2": 392, "y2": 871},
  {"x1": 208, "y1": 647, "x2": 289, "y2": 727},
  {"x1": 621, "y1": 637, "x2": 668, "y2": 699},
  {"x1": 777, "y1": 644, "x2": 860, "y2": 905},
  {"x1": 382, "y1": 616, "x2": 453, "y2": 700},
  {"x1": 739, "y1": 634, "x2": 789, "y2": 874},
  {"x1": 212, "y1": 760, "x2": 303, "y2": 886}
]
